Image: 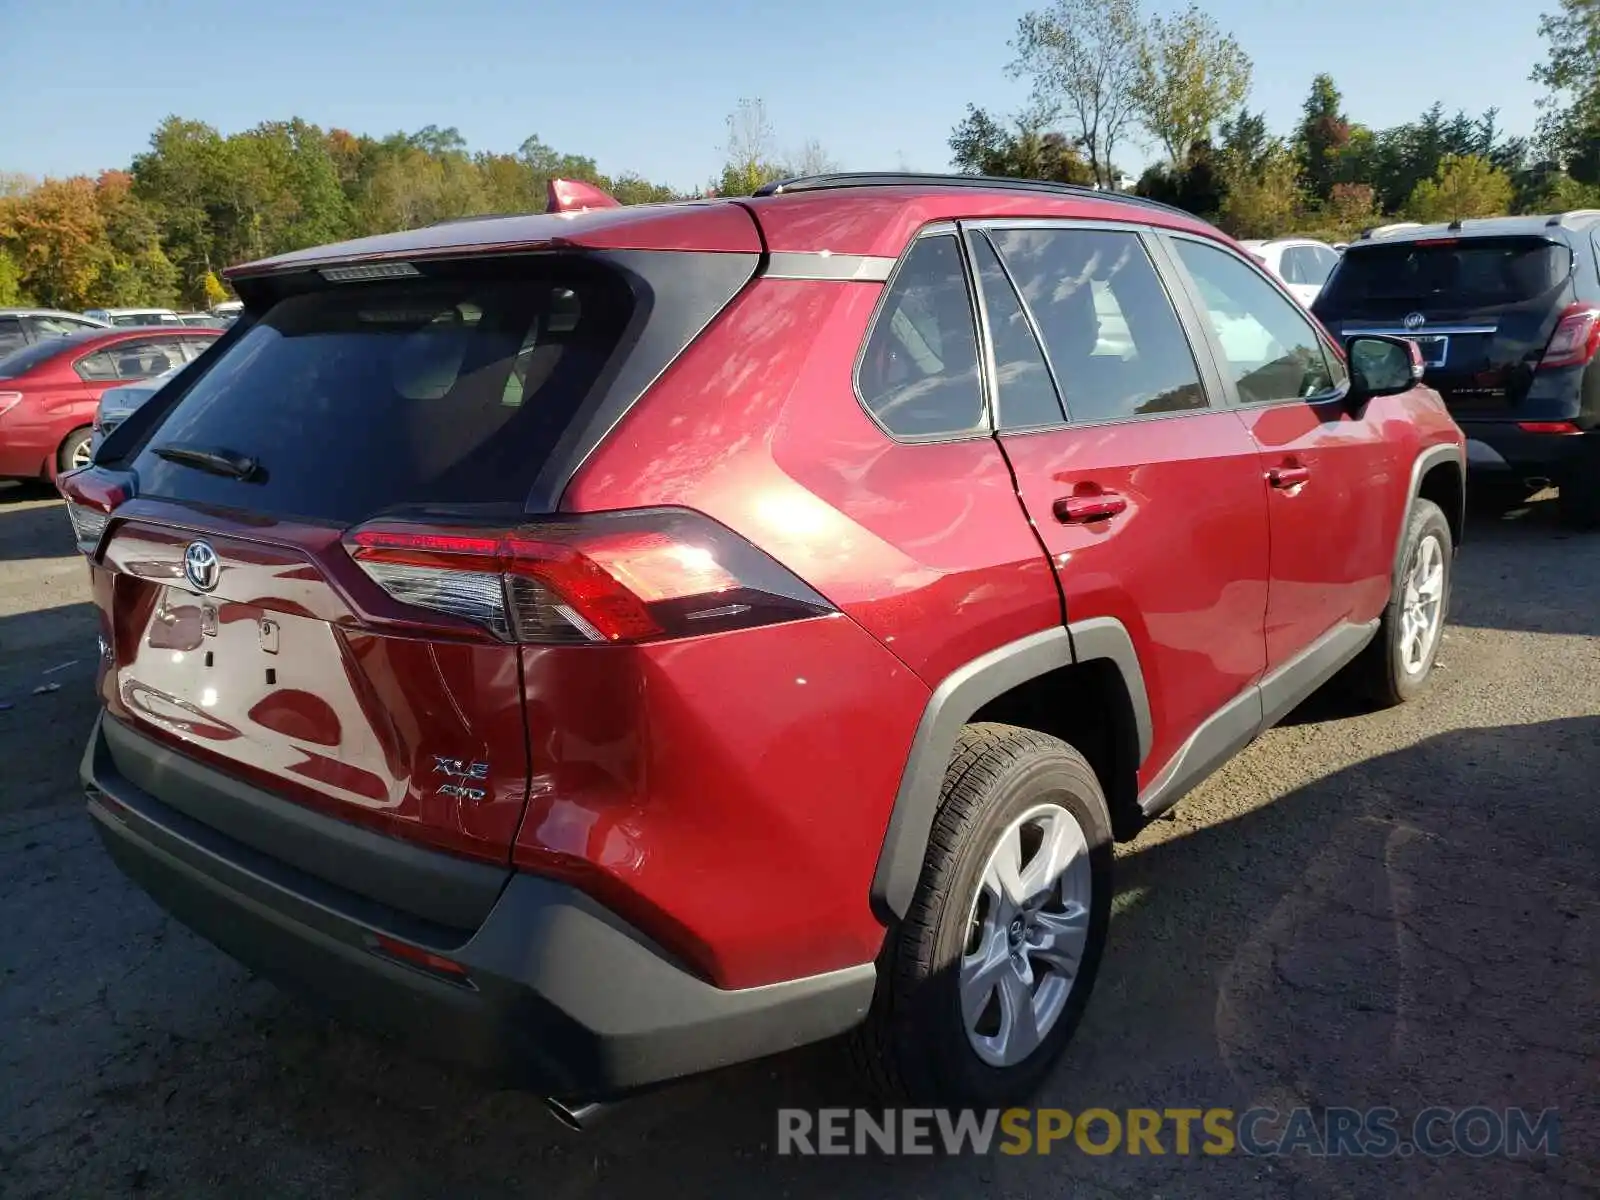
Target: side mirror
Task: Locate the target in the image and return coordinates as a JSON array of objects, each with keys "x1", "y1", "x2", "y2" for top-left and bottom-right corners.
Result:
[{"x1": 1346, "y1": 334, "x2": 1424, "y2": 399}]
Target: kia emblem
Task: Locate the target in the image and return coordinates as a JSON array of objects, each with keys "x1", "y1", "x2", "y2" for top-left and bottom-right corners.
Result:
[{"x1": 183, "y1": 541, "x2": 220, "y2": 592}]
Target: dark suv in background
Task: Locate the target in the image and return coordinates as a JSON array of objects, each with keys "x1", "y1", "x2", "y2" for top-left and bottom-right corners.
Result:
[{"x1": 1314, "y1": 211, "x2": 1600, "y2": 525}]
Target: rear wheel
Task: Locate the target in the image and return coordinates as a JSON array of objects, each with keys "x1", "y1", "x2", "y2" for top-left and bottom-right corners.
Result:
[
  {"x1": 1345, "y1": 499, "x2": 1452, "y2": 708},
  {"x1": 57, "y1": 427, "x2": 93, "y2": 474},
  {"x1": 852, "y1": 724, "x2": 1111, "y2": 1105}
]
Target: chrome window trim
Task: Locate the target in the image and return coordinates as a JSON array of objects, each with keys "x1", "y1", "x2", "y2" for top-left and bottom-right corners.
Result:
[{"x1": 761, "y1": 252, "x2": 898, "y2": 282}]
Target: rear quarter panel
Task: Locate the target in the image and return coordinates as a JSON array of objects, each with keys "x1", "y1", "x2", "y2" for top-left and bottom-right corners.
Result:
[{"x1": 559, "y1": 276, "x2": 1063, "y2": 985}]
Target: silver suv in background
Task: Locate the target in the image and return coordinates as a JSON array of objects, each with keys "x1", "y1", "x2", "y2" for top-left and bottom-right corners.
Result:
[
  {"x1": 88, "y1": 362, "x2": 185, "y2": 457},
  {"x1": 0, "y1": 309, "x2": 111, "y2": 358}
]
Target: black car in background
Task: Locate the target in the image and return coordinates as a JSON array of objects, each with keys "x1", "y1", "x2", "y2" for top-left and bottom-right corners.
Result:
[{"x1": 1314, "y1": 212, "x2": 1600, "y2": 526}]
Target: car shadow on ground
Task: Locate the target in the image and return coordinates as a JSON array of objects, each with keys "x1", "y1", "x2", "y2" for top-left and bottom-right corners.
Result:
[
  {"x1": 10, "y1": 715, "x2": 1591, "y2": 1199},
  {"x1": 0, "y1": 481, "x2": 73, "y2": 565}
]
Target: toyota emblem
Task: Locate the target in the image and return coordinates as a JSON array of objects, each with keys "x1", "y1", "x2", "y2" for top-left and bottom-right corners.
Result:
[
  {"x1": 1403, "y1": 311, "x2": 1426, "y2": 331},
  {"x1": 183, "y1": 541, "x2": 220, "y2": 592}
]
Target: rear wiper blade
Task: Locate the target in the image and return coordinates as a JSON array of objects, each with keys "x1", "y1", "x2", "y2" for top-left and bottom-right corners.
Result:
[{"x1": 152, "y1": 443, "x2": 265, "y2": 482}]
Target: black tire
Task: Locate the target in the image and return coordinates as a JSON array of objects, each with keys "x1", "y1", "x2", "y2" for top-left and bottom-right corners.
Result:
[
  {"x1": 851, "y1": 723, "x2": 1112, "y2": 1106},
  {"x1": 1344, "y1": 498, "x2": 1452, "y2": 708},
  {"x1": 56, "y1": 426, "x2": 93, "y2": 475}
]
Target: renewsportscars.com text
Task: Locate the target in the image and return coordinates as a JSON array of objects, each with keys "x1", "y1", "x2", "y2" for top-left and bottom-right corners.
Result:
[{"x1": 776, "y1": 1106, "x2": 1561, "y2": 1158}]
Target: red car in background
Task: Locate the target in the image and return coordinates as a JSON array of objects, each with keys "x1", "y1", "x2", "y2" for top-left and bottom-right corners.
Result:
[{"x1": 0, "y1": 326, "x2": 220, "y2": 479}]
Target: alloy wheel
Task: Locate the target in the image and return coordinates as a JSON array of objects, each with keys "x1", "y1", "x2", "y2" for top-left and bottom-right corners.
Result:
[
  {"x1": 1400, "y1": 532, "x2": 1445, "y2": 674},
  {"x1": 960, "y1": 802, "x2": 1093, "y2": 1067}
]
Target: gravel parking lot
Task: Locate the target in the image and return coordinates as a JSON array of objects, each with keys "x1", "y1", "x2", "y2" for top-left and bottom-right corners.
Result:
[{"x1": 2, "y1": 481, "x2": 1596, "y2": 1200}]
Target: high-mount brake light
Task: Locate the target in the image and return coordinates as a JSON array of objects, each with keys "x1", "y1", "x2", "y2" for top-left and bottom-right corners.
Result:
[
  {"x1": 319, "y1": 262, "x2": 422, "y2": 283},
  {"x1": 56, "y1": 469, "x2": 131, "y2": 555},
  {"x1": 344, "y1": 509, "x2": 834, "y2": 645},
  {"x1": 1538, "y1": 304, "x2": 1600, "y2": 371}
]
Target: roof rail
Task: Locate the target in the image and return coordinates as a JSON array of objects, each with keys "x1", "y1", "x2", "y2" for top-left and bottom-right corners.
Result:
[
  {"x1": 1547, "y1": 209, "x2": 1600, "y2": 228},
  {"x1": 753, "y1": 171, "x2": 1201, "y2": 223}
]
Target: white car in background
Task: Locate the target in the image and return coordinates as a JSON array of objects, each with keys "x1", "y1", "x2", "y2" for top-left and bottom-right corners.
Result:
[
  {"x1": 1237, "y1": 238, "x2": 1343, "y2": 307},
  {"x1": 83, "y1": 307, "x2": 185, "y2": 328}
]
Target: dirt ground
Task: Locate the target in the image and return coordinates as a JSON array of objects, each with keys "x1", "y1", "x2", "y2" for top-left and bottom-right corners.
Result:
[{"x1": 2, "y1": 481, "x2": 1596, "y2": 1199}]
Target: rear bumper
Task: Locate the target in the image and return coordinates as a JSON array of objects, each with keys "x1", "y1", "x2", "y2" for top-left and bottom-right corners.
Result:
[
  {"x1": 1456, "y1": 419, "x2": 1593, "y2": 475},
  {"x1": 82, "y1": 713, "x2": 875, "y2": 1101}
]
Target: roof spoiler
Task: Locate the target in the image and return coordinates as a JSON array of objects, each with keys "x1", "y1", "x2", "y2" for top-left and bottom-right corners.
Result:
[{"x1": 546, "y1": 178, "x2": 621, "y2": 214}]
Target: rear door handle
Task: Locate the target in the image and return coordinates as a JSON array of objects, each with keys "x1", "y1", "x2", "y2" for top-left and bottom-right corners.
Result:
[
  {"x1": 1053, "y1": 491, "x2": 1128, "y2": 523},
  {"x1": 1267, "y1": 465, "x2": 1311, "y2": 489}
]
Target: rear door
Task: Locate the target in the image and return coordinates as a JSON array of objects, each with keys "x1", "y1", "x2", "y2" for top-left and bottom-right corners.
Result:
[
  {"x1": 88, "y1": 257, "x2": 658, "y2": 862},
  {"x1": 1167, "y1": 233, "x2": 1404, "y2": 670},
  {"x1": 968, "y1": 220, "x2": 1270, "y2": 791},
  {"x1": 1313, "y1": 235, "x2": 1574, "y2": 416}
]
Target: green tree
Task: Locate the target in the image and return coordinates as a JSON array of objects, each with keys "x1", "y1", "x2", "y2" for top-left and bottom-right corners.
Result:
[
  {"x1": 95, "y1": 171, "x2": 178, "y2": 306},
  {"x1": 1219, "y1": 108, "x2": 1270, "y2": 171},
  {"x1": 1134, "y1": 5, "x2": 1252, "y2": 167},
  {"x1": 1532, "y1": 0, "x2": 1600, "y2": 182},
  {"x1": 0, "y1": 248, "x2": 24, "y2": 305},
  {"x1": 1404, "y1": 154, "x2": 1515, "y2": 221},
  {"x1": 1008, "y1": 0, "x2": 1142, "y2": 188},
  {"x1": 717, "y1": 98, "x2": 787, "y2": 195},
  {"x1": 130, "y1": 117, "x2": 231, "y2": 298},
  {"x1": 948, "y1": 104, "x2": 1095, "y2": 183},
  {"x1": 1296, "y1": 73, "x2": 1351, "y2": 205},
  {"x1": 1217, "y1": 142, "x2": 1301, "y2": 237}
]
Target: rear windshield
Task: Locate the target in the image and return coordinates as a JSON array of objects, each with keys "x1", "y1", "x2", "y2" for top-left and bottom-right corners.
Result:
[
  {"x1": 0, "y1": 330, "x2": 98, "y2": 377},
  {"x1": 1321, "y1": 237, "x2": 1571, "y2": 310},
  {"x1": 126, "y1": 260, "x2": 634, "y2": 524}
]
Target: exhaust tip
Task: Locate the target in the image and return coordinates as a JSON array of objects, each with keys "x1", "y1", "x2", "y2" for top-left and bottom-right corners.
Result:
[{"x1": 543, "y1": 1097, "x2": 608, "y2": 1131}]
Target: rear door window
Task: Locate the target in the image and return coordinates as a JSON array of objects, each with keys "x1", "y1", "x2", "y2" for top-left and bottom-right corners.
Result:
[
  {"x1": 1319, "y1": 237, "x2": 1571, "y2": 310},
  {"x1": 988, "y1": 227, "x2": 1209, "y2": 423},
  {"x1": 857, "y1": 234, "x2": 986, "y2": 438},
  {"x1": 124, "y1": 260, "x2": 635, "y2": 524}
]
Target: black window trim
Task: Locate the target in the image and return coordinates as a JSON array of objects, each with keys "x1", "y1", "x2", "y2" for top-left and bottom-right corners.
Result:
[
  {"x1": 961, "y1": 224, "x2": 1068, "y2": 431},
  {"x1": 959, "y1": 216, "x2": 1229, "y2": 436},
  {"x1": 850, "y1": 221, "x2": 996, "y2": 445},
  {"x1": 1158, "y1": 229, "x2": 1351, "y2": 412}
]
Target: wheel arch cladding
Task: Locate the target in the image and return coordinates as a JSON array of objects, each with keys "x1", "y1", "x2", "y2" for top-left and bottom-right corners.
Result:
[
  {"x1": 869, "y1": 619, "x2": 1152, "y2": 922},
  {"x1": 1400, "y1": 443, "x2": 1466, "y2": 588}
]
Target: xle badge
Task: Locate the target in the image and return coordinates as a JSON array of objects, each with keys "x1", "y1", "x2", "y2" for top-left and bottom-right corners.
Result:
[{"x1": 433, "y1": 755, "x2": 489, "y2": 802}]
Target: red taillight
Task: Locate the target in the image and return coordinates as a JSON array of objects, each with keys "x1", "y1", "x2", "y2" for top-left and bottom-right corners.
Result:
[
  {"x1": 1517, "y1": 420, "x2": 1583, "y2": 434},
  {"x1": 344, "y1": 508, "x2": 834, "y2": 645},
  {"x1": 56, "y1": 468, "x2": 131, "y2": 555},
  {"x1": 1539, "y1": 304, "x2": 1600, "y2": 370}
]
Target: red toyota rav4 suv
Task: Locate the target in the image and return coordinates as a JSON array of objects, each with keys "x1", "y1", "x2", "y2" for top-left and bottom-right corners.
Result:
[{"x1": 65, "y1": 174, "x2": 1464, "y2": 1122}]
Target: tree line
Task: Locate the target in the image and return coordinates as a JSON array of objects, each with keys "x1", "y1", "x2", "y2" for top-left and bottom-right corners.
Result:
[{"x1": 951, "y1": 0, "x2": 1600, "y2": 240}]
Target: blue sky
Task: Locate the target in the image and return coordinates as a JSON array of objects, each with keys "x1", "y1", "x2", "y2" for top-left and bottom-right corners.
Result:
[{"x1": 0, "y1": 0, "x2": 1549, "y2": 189}]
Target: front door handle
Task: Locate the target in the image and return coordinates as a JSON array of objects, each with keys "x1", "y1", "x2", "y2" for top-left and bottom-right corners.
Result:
[
  {"x1": 1267, "y1": 465, "x2": 1312, "y2": 489},
  {"x1": 1053, "y1": 491, "x2": 1128, "y2": 523}
]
